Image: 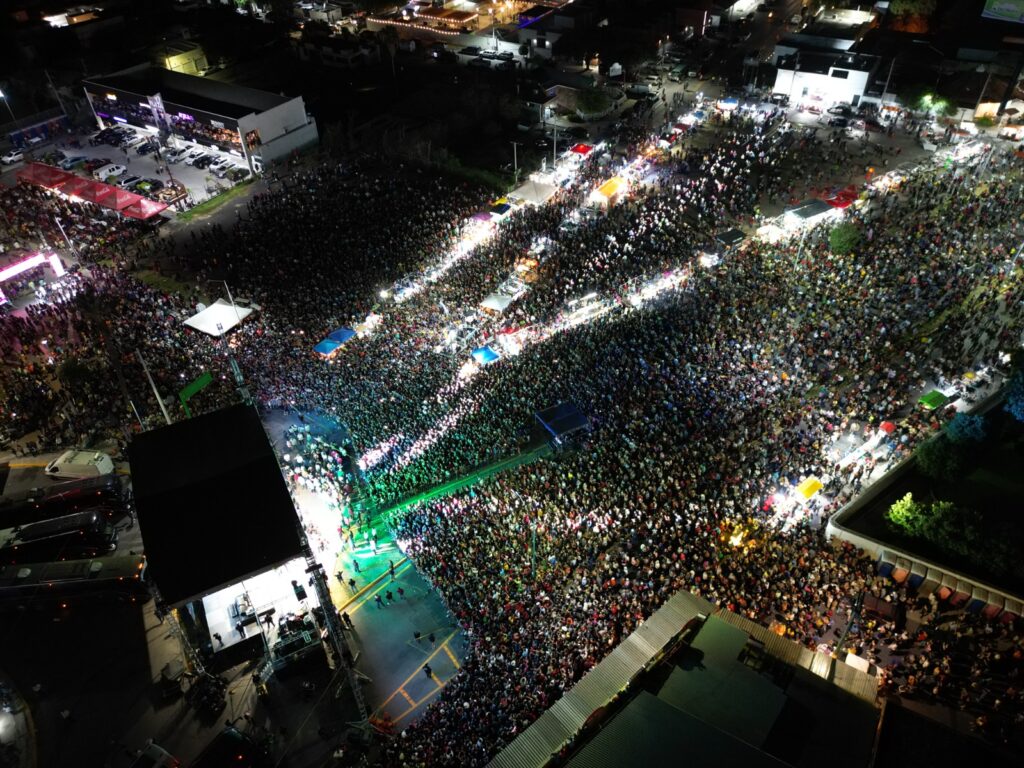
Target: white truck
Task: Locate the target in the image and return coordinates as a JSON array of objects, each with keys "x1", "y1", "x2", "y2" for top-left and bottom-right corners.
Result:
[{"x1": 44, "y1": 450, "x2": 115, "y2": 480}]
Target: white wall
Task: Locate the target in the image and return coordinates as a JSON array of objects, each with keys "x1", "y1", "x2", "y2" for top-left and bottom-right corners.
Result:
[
  {"x1": 256, "y1": 120, "x2": 319, "y2": 164},
  {"x1": 773, "y1": 67, "x2": 870, "y2": 106},
  {"x1": 239, "y1": 96, "x2": 310, "y2": 144}
]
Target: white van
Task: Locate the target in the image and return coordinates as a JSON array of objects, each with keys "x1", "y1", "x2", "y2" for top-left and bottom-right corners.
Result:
[
  {"x1": 93, "y1": 164, "x2": 127, "y2": 180},
  {"x1": 44, "y1": 450, "x2": 115, "y2": 480}
]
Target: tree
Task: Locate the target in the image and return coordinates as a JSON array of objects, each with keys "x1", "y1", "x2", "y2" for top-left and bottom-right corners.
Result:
[
  {"x1": 828, "y1": 221, "x2": 862, "y2": 255},
  {"x1": 576, "y1": 88, "x2": 612, "y2": 116},
  {"x1": 915, "y1": 435, "x2": 962, "y2": 480},
  {"x1": 890, "y1": 0, "x2": 937, "y2": 16},
  {"x1": 56, "y1": 357, "x2": 92, "y2": 390},
  {"x1": 945, "y1": 412, "x2": 986, "y2": 443},
  {"x1": 1005, "y1": 370, "x2": 1024, "y2": 423},
  {"x1": 887, "y1": 492, "x2": 925, "y2": 536}
]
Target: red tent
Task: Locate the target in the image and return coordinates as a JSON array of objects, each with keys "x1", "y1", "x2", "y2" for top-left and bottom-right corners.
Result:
[
  {"x1": 880, "y1": 421, "x2": 896, "y2": 434},
  {"x1": 121, "y1": 197, "x2": 169, "y2": 220},
  {"x1": 570, "y1": 143, "x2": 593, "y2": 155},
  {"x1": 825, "y1": 184, "x2": 859, "y2": 208},
  {"x1": 103, "y1": 187, "x2": 143, "y2": 212},
  {"x1": 56, "y1": 176, "x2": 105, "y2": 200},
  {"x1": 16, "y1": 163, "x2": 75, "y2": 189},
  {"x1": 20, "y1": 163, "x2": 168, "y2": 219}
]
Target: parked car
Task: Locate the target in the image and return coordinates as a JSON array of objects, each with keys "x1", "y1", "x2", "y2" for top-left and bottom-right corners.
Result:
[
  {"x1": 1, "y1": 150, "x2": 24, "y2": 165},
  {"x1": 120, "y1": 133, "x2": 146, "y2": 149},
  {"x1": 89, "y1": 129, "x2": 116, "y2": 146},
  {"x1": 193, "y1": 154, "x2": 217, "y2": 169},
  {"x1": 208, "y1": 157, "x2": 233, "y2": 174},
  {"x1": 166, "y1": 147, "x2": 190, "y2": 163},
  {"x1": 134, "y1": 178, "x2": 163, "y2": 194},
  {"x1": 93, "y1": 164, "x2": 127, "y2": 180},
  {"x1": 83, "y1": 157, "x2": 112, "y2": 172},
  {"x1": 226, "y1": 167, "x2": 251, "y2": 183},
  {"x1": 468, "y1": 57, "x2": 491, "y2": 69},
  {"x1": 136, "y1": 141, "x2": 158, "y2": 155},
  {"x1": 827, "y1": 116, "x2": 849, "y2": 127},
  {"x1": 182, "y1": 149, "x2": 206, "y2": 165},
  {"x1": 117, "y1": 175, "x2": 142, "y2": 189},
  {"x1": 58, "y1": 155, "x2": 88, "y2": 170}
]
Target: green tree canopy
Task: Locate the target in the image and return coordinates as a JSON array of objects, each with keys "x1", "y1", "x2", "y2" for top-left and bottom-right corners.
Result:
[
  {"x1": 828, "y1": 221, "x2": 862, "y2": 255},
  {"x1": 890, "y1": 0, "x2": 937, "y2": 16},
  {"x1": 915, "y1": 435, "x2": 962, "y2": 480},
  {"x1": 886, "y1": 492, "x2": 925, "y2": 536}
]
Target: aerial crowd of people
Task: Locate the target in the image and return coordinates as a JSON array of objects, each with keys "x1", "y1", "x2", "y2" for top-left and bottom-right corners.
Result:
[{"x1": 1, "y1": 104, "x2": 1023, "y2": 764}]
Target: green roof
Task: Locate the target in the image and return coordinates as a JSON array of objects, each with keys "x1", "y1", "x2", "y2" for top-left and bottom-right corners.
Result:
[{"x1": 918, "y1": 390, "x2": 949, "y2": 410}]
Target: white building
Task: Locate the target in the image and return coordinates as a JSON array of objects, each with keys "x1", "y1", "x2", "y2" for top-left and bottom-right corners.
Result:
[{"x1": 773, "y1": 52, "x2": 879, "y2": 109}]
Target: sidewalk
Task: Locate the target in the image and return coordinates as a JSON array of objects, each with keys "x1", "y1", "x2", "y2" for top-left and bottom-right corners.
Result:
[{"x1": 0, "y1": 669, "x2": 36, "y2": 768}]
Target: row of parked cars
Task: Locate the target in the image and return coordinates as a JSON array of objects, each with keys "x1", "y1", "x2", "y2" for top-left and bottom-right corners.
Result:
[{"x1": 89, "y1": 125, "x2": 254, "y2": 181}]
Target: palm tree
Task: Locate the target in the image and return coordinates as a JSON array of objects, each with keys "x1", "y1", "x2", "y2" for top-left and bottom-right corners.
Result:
[{"x1": 378, "y1": 26, "x2": 399, "y2": 80}]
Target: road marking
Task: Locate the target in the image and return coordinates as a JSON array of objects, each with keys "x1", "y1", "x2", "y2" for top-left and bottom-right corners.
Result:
[
  {"x1": 399, "y1": 688, "x2": 415, "y2": 706},
  {"x1": 393, "y1": 677, "x2": 452, "y2": 724},
  {"x1": 373, "y1": 629, "x2": 458, "y2": 714},
  {"x1": 334, "y1": 557, "x2": 409, "y2": 613},
  {"x1": 442, "y1": 642, "x2": 460, "y2": 670},
  {"x1": 346, "y1": 562, "x2": 413, "y2": 616}
]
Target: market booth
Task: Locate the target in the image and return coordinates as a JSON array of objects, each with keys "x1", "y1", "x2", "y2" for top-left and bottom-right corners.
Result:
[
  {"x1": 313, "y1": 327, "x2": 356, "y2": 359},
  {"x1": 590, "y1": 176, "x2": 628, "y2": 208}
]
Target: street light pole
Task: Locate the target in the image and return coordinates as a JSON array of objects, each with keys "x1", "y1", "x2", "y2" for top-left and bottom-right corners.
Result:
[
  {"x1": 0, "y1": 89, "x2": 18, "y2": 129},
  {"x1": 135, "y1": 349, "x2": 172, "y2": 425},
  {"x1": 511, "y1": 140, "x2": 521, "y2": 185}
]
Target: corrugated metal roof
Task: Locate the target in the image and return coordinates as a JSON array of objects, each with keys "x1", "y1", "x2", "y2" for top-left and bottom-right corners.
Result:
[
  {"x1": 487, "y1": 591, "x2": 705, "y2": 768},
  {"x1": 487, "y1": 591, "x2": 877, "y2": 768}
]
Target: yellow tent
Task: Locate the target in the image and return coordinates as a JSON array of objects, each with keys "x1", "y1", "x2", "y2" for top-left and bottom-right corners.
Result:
[
  {"x1": 796, "y1": 476, "x2": 823, "y2": 501},
  {"x1": 596, "y1": 177, "x2": 626, "y2": 200}
]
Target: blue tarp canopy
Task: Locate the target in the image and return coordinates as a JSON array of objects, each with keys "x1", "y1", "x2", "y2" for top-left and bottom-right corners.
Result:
[
  {"x1": 471, "y1": 345, "x2": 501, "y2": 365},
  {"x1": 314, "y1": 327, "x2": 356, "y2": 357},
  {"x1": 314, "y1": 339, "x2": 341, "y2": 356},
  {"x1": 535, "y1": 402, "x2": 589, "y2": 442},
  {"x1": 490, "y1": 203, "x2": 513, "y2": 216},
  {"x1": 328, "y1": 328, "x2": 356, "y2": 344}
]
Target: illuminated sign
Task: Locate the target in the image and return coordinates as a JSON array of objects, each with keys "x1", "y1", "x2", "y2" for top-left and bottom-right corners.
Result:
[
  {"x1": 106, "y1": 93, "x2": 117, "y2": 101},
  {"x1": 0, "y1": 253, "x2": 66, "y2": 283},
  {"x1": 177, "y1": 112, "x2": 195, "y2": 122},
  {"x1": 982, "y1": 0, "x2": 1024, "y2": 23}
]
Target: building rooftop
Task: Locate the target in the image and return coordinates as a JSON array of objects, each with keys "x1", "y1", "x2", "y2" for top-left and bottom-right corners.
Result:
[
  {"x1": 130, "y1": 403, "x2": 303, "y2": 606},
  {"x1": 84, "y1": 64, "x2": 292, "y2": 120}
]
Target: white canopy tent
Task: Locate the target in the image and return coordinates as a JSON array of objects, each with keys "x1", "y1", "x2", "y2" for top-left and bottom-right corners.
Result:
[
  {"x1": 183, "y1": 299, "x2": 254, "y2": 337},
  {"x1": 480, "y1": 292, "x2": 515, "y2": 314}
]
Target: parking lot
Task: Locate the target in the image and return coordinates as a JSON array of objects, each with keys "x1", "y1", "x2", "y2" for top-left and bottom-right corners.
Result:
[{"x1": 0, "y1": 124, "x2": 255, "y2": 209}]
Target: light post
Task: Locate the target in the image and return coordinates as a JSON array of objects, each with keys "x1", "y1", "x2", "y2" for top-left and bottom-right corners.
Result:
[
  {"x1": 510, "y1": 140, "x2": 521, "y2": 185},
  {"x1": 0, "y1": 89, "x2": 18, "y2": 129}
]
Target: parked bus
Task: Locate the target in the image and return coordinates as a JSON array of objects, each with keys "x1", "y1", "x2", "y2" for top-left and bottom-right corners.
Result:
[
  {"x1": 0, "y1": 475, "x2": 128, "y2": 528},
  {"x1": 0, "y1": 554, "x2": 147, "y2": 610},
  {"x1": 0, "y1": 510, "x2": 118, "y2": 565}
]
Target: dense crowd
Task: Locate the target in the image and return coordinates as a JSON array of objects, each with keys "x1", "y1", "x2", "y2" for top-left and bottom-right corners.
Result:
[{"x1": 2, "y1": 103, "x2": 1023, "y2": 765}]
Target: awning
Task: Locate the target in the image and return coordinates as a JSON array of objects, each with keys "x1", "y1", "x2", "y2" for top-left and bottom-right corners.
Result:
[
  {"x1": 796, "y1": 476, "x2": 823, "y2": 501},
  {"x1": 471, "y1": 345, "x2": 501, "y2": 365},
  {"x1": 16, "y1": 162, "x2": 75, "y2": 189},
  {"x1": 480, "y1": 292, "x2": 514, "y2": 313},
  {"x1": 183, "y1": 299, "x2": 254, "y2": 336},
  {"x1": 570, "y1": 143, "x2": 593, "y2": 155},
  {"x1": 327, "y1": 328, "x2": 356, "y2": 344},
  {"x1": 918, "y1": 390, "x2": 949, "y2": 410},
  {"x1": 121, "y1": 197, "x2": 169, "y2": 220},
  {"x1": 313, "y1": 339, "x2": 341, "y2": 357},
  {"x1": 595, "y1": 176, "x2": 627, "y2": 200},
  {"x1": 56, "y1": 175, "x2": 102, "y2": 199}
]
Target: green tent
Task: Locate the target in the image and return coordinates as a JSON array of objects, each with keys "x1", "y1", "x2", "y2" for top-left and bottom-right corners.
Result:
[{"x1": 918, "y1": 390, "x2": 949, "y2": 410}]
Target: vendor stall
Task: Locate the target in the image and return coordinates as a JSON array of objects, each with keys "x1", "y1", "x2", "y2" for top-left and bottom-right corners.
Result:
[{"x1": 590, "y1": 176, "x2": 628, "y2": 207}]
